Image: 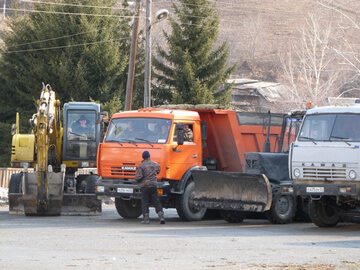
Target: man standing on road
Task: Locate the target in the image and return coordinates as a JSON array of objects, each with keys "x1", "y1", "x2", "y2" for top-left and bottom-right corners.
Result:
[{"x1": 135, "y1": 151, "x2": 165, "y2": 224}]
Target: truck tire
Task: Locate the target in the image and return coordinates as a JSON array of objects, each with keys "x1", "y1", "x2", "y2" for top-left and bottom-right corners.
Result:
[
  {"x1": 8, "y1": 173, "x2": 22, "y2": 194},
  {"x1": 85, "y1": 175, "x2": 98, "y2": 194},
  {"x1": 220, "y1": 210, "x2": 245, "y2": 223},
  {"x1": 176, "y1": 181, "x2": 206, "y2": 221},
  {"x1": 308, "y1": 198, "x2": 340, "y2": 227},
  {"x1": 265, "y1": 190, "x2": 296, "y2": 224},
  {"x1": 115, "y1": 198, "x2": 142, "y2": 219}
]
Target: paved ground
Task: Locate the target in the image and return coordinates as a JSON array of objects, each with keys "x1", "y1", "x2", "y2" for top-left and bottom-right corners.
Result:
[{"x1": 0, "y1": 204, "x2": 360, "y2": 270}]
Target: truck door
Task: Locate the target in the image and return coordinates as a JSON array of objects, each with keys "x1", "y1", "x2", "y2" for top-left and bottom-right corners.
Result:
[{"x1": 169, "y1": 122, "x2": 202, "y2": 180}]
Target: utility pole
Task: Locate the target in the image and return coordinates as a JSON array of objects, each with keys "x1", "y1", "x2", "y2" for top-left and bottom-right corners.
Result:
[
  {"x1": 3, "y1": 0, "x2": 6, "y2": 20},
  {"x1": 124, "y1": 0, "x2": 141, "y2": 111},
  {"x1": 144, "y1": 0, "x2": 152, "y2": 108}
]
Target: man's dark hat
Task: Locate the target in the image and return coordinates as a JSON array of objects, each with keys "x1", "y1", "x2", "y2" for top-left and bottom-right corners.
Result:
[
  {"x1": 142, "y1": 151, "x2": 150, "y2": 159},
  {"x1": 79, "y1": 115, "x2": 87, "y2": 121}
]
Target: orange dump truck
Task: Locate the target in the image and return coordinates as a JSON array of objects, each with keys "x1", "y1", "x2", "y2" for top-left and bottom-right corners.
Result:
[{"x1": 95, "y1": 106, "x2": 284, "y2": 221}]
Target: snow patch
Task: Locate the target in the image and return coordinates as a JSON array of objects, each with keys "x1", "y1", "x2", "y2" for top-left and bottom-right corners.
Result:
[{"x1": 0, "y1": 187, "x2": 8, "y2": 205}]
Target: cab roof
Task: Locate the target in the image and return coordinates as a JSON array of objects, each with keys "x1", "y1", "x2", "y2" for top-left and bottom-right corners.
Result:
[
  {"x1": 111, "y1": 108, "x2": 201, "y2": 121},
  {"x1": 306, "y1": 104, "x2": 360, "y2": 115}
]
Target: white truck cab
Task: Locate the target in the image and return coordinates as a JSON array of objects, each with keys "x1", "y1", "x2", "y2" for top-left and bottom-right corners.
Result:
[{"x1": 283, "y1": 104, "x2": 360, "y2": 227}]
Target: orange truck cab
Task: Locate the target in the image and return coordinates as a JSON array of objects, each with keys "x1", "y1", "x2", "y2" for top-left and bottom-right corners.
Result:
[{"x1": 95, "y1": 107, "x2": 283, "y2": 221}]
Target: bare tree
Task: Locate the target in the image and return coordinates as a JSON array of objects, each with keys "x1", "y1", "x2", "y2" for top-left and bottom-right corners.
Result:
[
  {"x1": 278, "y1": 13, "x2": 341, "y2": 109},
  {"x1": 316, "y1": 0, "x2": 360, "y2": 97}
]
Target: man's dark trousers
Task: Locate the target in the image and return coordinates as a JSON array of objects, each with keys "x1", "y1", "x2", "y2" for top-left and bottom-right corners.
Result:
[{"x1": 140, "y1": 186, "x2": 163, "y2": 214}]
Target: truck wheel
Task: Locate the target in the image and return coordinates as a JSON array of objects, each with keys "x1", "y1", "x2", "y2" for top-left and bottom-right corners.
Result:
[
  {"x1": 220, "y1": 210, "x2": 245, "y2": 223},
  {"x1": 265, "y1": 193, "x2": 296, "y2": 224},
  {"x1": 176, "y1": 181, "x2": 206, "y2": 221},
  {"x1": 85, "y1": 175, "x2": 98, "y2": 194},
  {"x1": 308, "y1": 198, "x2": 340, "y2": 227},
  {"x1": 115, "y1": 198, "x2": 142, "y2": 219},
  {"x1": 8, "y1": 173, "x2": 22, "y2": 194}
]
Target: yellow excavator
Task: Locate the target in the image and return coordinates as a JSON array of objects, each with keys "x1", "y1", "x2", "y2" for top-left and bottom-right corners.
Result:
[{"x1": 8, "y1": 83, "x2": 108, "y2": 216}]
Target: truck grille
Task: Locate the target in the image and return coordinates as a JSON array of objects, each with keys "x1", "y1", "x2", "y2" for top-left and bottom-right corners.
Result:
[
  {"x1": 111, "y1": 163, "x2": 137, "y2": 176},
  {"x1": 303, "y1": 168, "x2": 346, "y2": 180}
]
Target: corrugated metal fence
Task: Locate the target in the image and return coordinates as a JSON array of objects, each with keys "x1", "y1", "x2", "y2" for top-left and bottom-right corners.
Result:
[{"x1": 0, "y1": 168, "x2": 24, "y2": 189}]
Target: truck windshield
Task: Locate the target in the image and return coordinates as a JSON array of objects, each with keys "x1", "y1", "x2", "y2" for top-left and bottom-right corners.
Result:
[
  {"x1": 105, "y1": 117, "x2": 172, "y2": 144},
  {"x1": 299, "y1": 113, "x2": 360, "y2": 142},
  {"x1": 66, "y1": 110, "x2": 97, "y2": 159}
]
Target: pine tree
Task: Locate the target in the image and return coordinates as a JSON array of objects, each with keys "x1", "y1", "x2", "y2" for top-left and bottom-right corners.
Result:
[
  {"x1": 152, "y1": 0, "x2": 235, "y2": 105},
  {"x1": 0, "y1": 0, "x2": 142, "y2": 123},
  {"x1": 0, "y1": 0, "x2": 145, "y2": 166}
]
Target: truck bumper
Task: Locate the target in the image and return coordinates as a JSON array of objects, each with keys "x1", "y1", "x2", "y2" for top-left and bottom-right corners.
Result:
[
  {"x1": 95, "y1": 178, "x2": 172, "y2": 201},
  {"x1": 281, "y1": 183, "x2": 358, "y2": 198}
]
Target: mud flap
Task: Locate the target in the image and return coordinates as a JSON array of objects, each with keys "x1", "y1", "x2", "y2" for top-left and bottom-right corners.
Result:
[
  {"x1": 61, "y1": 194, "x2": 101, "y2": 216},
  {"x1": 191, "y1": 170, "x2": 272, "y2": 212}
]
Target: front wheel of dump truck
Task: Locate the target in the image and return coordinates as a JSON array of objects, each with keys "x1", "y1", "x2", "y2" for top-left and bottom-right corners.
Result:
[
  {"x1": 176, "y1": 181, "x2": 206, "y2": 221},
  {"x1": 115, "y1": 198, "x2": 142, "y2": 219},
  {"x1": 220, "y1": 210, "x2": 245, "y2": 223},
  {"x1": 8, "y1": 173, "x2": 22, "y2": 194},
  {"x1": 308, "y1": 198, "x2": 340, "y2": 227},
  {"x1": 265, "y1": 191, "x2": 296, "y2": 224}
]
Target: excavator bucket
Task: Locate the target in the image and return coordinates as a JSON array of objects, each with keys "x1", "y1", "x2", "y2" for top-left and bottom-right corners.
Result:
[
  {"x1": 22, "y1": 172, "x2": 64, "y2": 216},
  {"x1": 9, "y1": 171, "x2": 101, "y2": 216},
  {"x1": 9, "y1": 193, "x2": 24, "y2": 214},
  {"x1": 9, "y1": 194, "x2": 101, "y2": 216},
  {"x1": 191, "y1": 170, "x2": 272, "y2": 212},
  {"x1": 62, "y1": 194, "x2": 101, "y2": 216}
]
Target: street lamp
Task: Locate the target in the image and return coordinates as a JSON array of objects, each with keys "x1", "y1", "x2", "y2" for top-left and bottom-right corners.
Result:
[{"x1": 144, "y1": 2, "x2": 169, "y2": 108}]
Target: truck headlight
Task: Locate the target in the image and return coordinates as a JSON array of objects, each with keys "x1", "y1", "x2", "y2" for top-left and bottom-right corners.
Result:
[
  {"x1": 349, "y1": 170, "x2": 356, "y2": 180},
  {"x1": 81, "y1": 162, "x2": 89, "y2": 167},
  {"x1": 293, "y1": 168, "x2": 301, "y2": 178},
  {"x1": 96, "y1": 186, "x2": 105, "y2": 193}
]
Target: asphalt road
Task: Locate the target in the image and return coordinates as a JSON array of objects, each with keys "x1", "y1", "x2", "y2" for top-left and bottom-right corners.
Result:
[{"x1": 0, "y1": 204, "x2": 359, "y2": 270}]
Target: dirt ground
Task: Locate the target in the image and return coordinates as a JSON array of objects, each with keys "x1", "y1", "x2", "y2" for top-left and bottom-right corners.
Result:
[{"x1": 0, "y1": 204, "x2": 360, "y2": 270}]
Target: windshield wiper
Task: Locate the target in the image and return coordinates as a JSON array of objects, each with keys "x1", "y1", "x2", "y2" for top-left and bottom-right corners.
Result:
[
  {"x1": 106, "y1": 139, "x2": 123, "y2": 146},
  {"x1": 135, "y1": 137, "x2": 154, "y2": 147},
  {"x1": 118, "y1": 139, "x2": 138, "y2": 146},
  {"x1": 299, "y1": 136, "x2": 317, "y2": 145},
  {"x1": 330, "y1": 135, "x2": 351, "y2": 146}
]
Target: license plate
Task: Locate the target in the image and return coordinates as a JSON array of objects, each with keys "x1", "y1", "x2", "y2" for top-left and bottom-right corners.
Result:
[
  {"x1": 117, "y1": 188, "x2": 133, "y2": 193},
  {"x1": 121, "y1": 166, "x2": 137, "y2": 171},
  {"x1": 306, "y1": 187, "x2": 324, "y2": 193}
]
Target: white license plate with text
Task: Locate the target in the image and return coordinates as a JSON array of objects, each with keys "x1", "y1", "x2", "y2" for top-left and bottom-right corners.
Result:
[
  {"x1": 117, "y1": 188, "x2": 133, "y2": 193},
  {"x1": 306, "y1": 187, "x2": 324, "y2": 193}
]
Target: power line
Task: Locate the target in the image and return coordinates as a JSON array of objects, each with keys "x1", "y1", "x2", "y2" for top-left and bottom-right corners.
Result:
[
  {"x1": 158, "y1": 0, "x2": 309, "y2": 17},
  {"x1": 7, "y1": 8, "x2": 136, "y2": 18},
  {"x1": 19, "y1": 0, "x2": 130, "y2": 11},
  {"x1": 4, "y1": 37, "x2": 128, "y2": 53},
  {"x1": 7, "y1": 30, "x2": 98, "y2": 49}
]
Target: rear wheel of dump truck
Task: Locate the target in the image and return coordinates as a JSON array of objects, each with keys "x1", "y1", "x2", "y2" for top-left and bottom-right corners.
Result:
[
  {"x1": 176, "y1": 181, "x2": 206, "y2": 221},
  {"x1": 265, "y1": 192, "x2": 296, "y2": 224},
  {"x1": 8, "y1": 173, "x2": 22, "y2": 194},
  {"x1": 308, "y1": 198, "x2": 340, "y2": 227},
  {"x1": 115, "y1": 198, "x2": 142, "y2": 219},
  {"x1": 220, "y1": 210, "x2": 245, "y2": 223}
]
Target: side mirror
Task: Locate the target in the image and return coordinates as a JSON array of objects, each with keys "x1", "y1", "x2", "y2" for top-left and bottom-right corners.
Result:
[
  {"x1": 97, "y1": 111, "x2": 109, "y2": 124},
  {"x1": 201, "y1": 121, "x2": 207, "y2": 140},
  {"x1": 11, "y1": 124, "x2": 17, "y2": 135}
]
